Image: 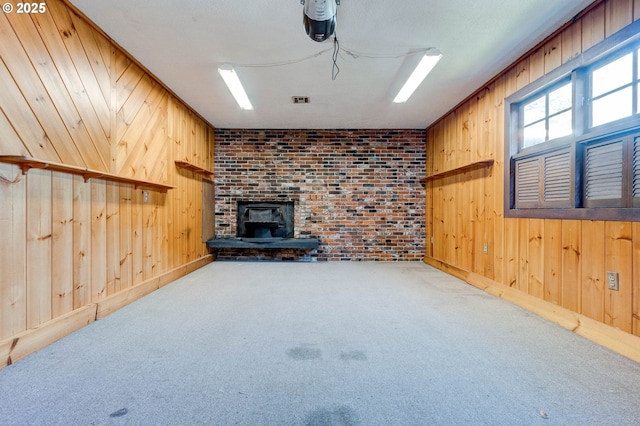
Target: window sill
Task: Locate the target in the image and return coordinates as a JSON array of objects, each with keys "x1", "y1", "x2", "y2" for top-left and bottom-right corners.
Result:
[{"x1": 505, "y1": 206, "x2": 640, "y2": 222}]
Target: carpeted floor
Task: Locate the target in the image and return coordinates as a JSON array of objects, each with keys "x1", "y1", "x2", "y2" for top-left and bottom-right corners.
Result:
[{"x1": 0, "y1": 261, "x2": 639, "y2": 425}]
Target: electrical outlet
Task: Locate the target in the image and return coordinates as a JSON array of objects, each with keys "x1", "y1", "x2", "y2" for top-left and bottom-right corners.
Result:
[
  {"x1": 607, "y1": 271, "x2": 619, "y2": 291},
  {"x1": 483, "y1": 242, "x2": 489, "y2": 255},
  {"x1": 143, "y1": 190, "x2": 149, "y2": 203}
]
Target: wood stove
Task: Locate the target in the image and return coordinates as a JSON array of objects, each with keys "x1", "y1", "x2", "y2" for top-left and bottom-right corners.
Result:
[
  {"x1": 237, "y1": 201, "x2": 294, "y2": 241},
  {"x1": 206, "y1": 200, "x2": 318, "y2": 250}
]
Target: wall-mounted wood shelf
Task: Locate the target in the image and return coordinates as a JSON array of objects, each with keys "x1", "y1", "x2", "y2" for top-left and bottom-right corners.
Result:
[
  {"x1": 175, "y1": 160, "x2": 213, "y2": 177},
  {"x1": 422, "y1": 159, "x2": 494, "y2": 182},
  {"x1": 0, "y1": 155, "x2": 173, "y2": 191}
]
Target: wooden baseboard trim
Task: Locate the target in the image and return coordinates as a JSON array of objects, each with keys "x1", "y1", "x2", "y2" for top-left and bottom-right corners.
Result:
[
  {"x1": 0, "y1": 255, "x2": 214, "y2": 370},
  {"x1": 423, "y1": 256, "x2": 640, "y2": 363},
  {"x1": 0, "y1": 305, "x2": 97, "y2": 369},
  {"x1": 96, "y1": 255, "x2": 214, "y2": 319}
]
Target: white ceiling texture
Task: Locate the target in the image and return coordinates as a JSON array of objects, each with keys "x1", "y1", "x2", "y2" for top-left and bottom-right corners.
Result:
[{"x1": 69, "y1": 0, "x2": 594, "y2": 129}]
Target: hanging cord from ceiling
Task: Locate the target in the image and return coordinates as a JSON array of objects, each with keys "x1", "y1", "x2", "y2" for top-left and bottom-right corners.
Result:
[
  {"x1": 229, "y1": 44, "x2": 432, "y2": 82},
  {"x1": 332, "y1": 34, "x2": 340, "y2": 80}
]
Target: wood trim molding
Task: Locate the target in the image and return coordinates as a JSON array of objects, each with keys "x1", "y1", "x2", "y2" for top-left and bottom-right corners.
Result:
[
  {"x1": 95, "y1": 255, "x2": 214, "y2": 319},
  {"x1": 0, "y1": 305, "x2": 97, "y2": 369},
  {"x1": 0, "y1": 156, "x2": 174, "y2": 191},
  {"x1": 0, "y1": 255, "x2": 214, "y2": 370},
  {"x1": 175, "y1": 161, "x2": 214, "y2": 177},
  {"x1": 423, "y1": 255, "x2": 640, "y2": 363},
  {"x1": 422, "y1": 159, "x2": 494, "y2": 182}
]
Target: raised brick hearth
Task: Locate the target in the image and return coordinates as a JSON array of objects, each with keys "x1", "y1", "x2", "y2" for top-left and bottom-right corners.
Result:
[{"x1": 214, "y1": 129, "x2": 426, "y2": 261}]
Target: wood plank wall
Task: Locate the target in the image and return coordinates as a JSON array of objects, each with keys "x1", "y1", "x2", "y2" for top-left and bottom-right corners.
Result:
[
  {"x1": 0, "y1": 0, "x2": 213, "y2": 345},
  {"x1": 426, "y1": 0, "x2": 640, "y2": 337}
]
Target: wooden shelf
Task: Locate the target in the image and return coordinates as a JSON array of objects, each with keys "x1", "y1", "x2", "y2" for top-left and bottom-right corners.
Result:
[
  {"x1": 422, "y1": 159, "x2": 494, "y2": 182},
  {"x1": 175, "y1": 160, "x2": 213, "y2": 177},
  {"x1": 0, "y1": 155, "x2": 173, "y2": 191}
]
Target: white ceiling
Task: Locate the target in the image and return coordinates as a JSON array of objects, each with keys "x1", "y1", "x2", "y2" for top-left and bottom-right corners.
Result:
[{"x1": 69, "y1": 0, "x2": 594, "y2": 129}]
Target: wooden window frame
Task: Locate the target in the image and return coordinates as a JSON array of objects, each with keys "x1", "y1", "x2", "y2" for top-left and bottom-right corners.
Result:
[{"x1": 505, "y1": 20, "x2": 640, "y2": 222}]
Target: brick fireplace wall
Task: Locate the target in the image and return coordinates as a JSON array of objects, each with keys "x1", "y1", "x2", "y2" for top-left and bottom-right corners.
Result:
[{"x1": 214, "y1": 129, "x2": 426, "y2": 261}]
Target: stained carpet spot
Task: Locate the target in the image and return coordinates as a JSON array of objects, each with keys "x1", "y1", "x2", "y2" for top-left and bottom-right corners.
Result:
[
  {"x1": 287, "y1": 345, "x2": 322, "y2": 360},
  {"x1": 340, "y1": 350, "x2": 367, "y2": 361},
  {"x1": 109, "y1": 408, "x2": 128, "y2": 418},
  {"x1": 304, "y1": 405, "x2": 359, "y2": 426}
]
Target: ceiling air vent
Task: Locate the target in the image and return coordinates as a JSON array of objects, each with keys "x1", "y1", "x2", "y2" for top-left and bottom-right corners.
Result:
[{"x1": 292, "y1": 96, "x2": 310, "y2": 104}]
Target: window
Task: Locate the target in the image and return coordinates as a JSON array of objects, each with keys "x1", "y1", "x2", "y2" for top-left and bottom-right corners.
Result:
[
  {"x1": 590, "y1": 51, "x2": 637, "y2": 127},
  {"x1": 521, "y1": 82, "x2": 572, "y2": 148},
  {"x1": 505, "y1": 20, "x2": 640, "y2": 221}
]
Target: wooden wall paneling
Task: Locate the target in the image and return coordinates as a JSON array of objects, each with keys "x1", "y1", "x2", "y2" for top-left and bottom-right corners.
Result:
[
  {"x1": 106, "y1": 182, "x2": 120, "y2": 295},
  {"x1": 515, "y1": 58, "x2": 531, "y2": 91},
  {"x1": 0, "y1": 13, "x2": 84, "y2": 166},
  {"x1": 173, "y1": 107, "x2": 185, "y2": 266},
  {"x1": 527, "y1": 219, "x2": 545, "y2": 299},
  {"x1": 72, "y1": 175, "x2": 91, "y2": 309},
  {"x1": 116, "y1": 73, "x2": 156, "y2": 144},
  {"x1": 492, "y1": 75, "x2": 507, "y2": 283},
  {"x1": 0, "y1": 49, "x2": 58, "y2": 160},
  {"x1": 48, "y1": 0, "x2": 110, "y2": 131},
  {"x1": 30, "y1": 9, "x2": 110, "y2": 149},
  {"x1": 26, "y1": 169, "x2": 52, "y2": 329},
  {"x1": 561, "y1": 220, "x2": 582, "y2": 312},
  {"x1": 142, "y1": 190, "x2": 155, "y2": 280},
  {"x1": 116, "y1": 90, "x2": 167, "y2": 180},
  {"x1": 0, "y1": 163, "x2": 26, "y2": 340},
  {"x1": 604, "y1": 222, "x2": 633, "y2": 332},
  {"x1": 140, "y1": 96, "x2": 170, "y2": 182},
  {"x1": 453, "y1": 107, "x2": 464, "y2": 266},
  {"x1": 7, "y1": 8, "x2": 107, "y2": 171},
  {"x1": 581, "y1": 221, "x2": 605, "y2": 322},
  {"x1": 154, "y1": 191, "x2": 164, "y2": 274},
  {"x1": 561, "y1": 19, "x2": 583, "y2": 64},
  {"x1": 91, "y1": 180, "x2": 107, "y2": 302},
  {"x1": 544, "y1": 34, "x2": 562, "y2": 74},
  {"x1": 206, "y1": 126, "x2": 215, "y2": 172},
  {"x1": 425, "y1": 179, "x2": 433, "y2": 258},
  {"x1": 157, "y1": 191, "x2": 169, "y2": 274},
  {"x1": 192, "y1": 115, "x2": 203, "y2": 168},
  {"x1": 529, "y1": 47, "x2": 545, "y2": 82},
  {"x1": 51, "y1": 172, "x2": 74, "y2": 318},
  {"x1": 484, "y1": 83, "x2": 498, "y2": 279},
  {"x1": 442, "y1": 177, "x2": 455, "y2": 264},
  {"x1": 131, "y1": 188, "x2": 143, "y2": 285},
  {"x1": 109, "y1": 45, "x2": 117, "y2": 174},
  {"x1": 114, "y1": 48, "x2": 132, "y2": 81},
  {"x1": 67, "y1": 11, "x2": 112, "y2": 113},
  {"x1": 474, "y1": 87, "x2": 492, "y2": 276},
  {"x1": 432, "y1": 180, "x2": 444, "y2": 261},
  {"x1": 633, "y1": 223, "x2": 640, "y2": 336},
  {"x1": 0, "y1": 105, "x2": 29, "y2": 156},
  {"x1": 457, "y1": 104, "x2": 470, "y2": 269},
  {"x1": 582, "y1": 2, "x2": 606, "y2": 51},
  {"x1": 504, "y1": 218, "x2": 519, "y2": 288},
  {"x1": 460, "y1": 173, "x2": 472, "y2": 270},
  {"x1": 543, "y1": 219, "x2": 563, "y2": 304},
  {"x1": 166, "y1": 101, "x2": 177, "y2": 268},
  {"x1": 89, "y1": 22, "x2": 114, "y2": 99},
  {"x1": 119, "y1": 185, "x2": 132, "y2": 290},
  {"x1": 605, "y1": 0, "x2": 633, "y2": 36},
  {"x1": 518, "y1": 219, "x2": 530, "y2": 293}
]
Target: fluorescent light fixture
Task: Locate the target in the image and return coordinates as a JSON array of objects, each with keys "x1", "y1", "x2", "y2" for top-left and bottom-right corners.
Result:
[
  {"x1": 218, "y1": 64, "x2": 253, "y2": 110},
  {"x1": 393, "y1": 50, "x2": 443, "y2": 103}
]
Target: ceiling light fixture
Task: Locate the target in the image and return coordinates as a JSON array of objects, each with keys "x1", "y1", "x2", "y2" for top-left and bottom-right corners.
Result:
[
  {"x1": 393, "y1": 50, "x2": 443, "y2": 104},
  {"x1": 218, "y1": 64, "x2": 253, "y2": 110}
]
